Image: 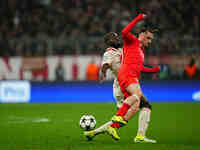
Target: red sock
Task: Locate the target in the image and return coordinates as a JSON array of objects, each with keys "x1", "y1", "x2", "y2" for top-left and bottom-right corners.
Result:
[
  {"x1": 111, "y1": 122, "x2": 121, "y2": 128},
  {"x1": 116, "y1": 103, "x2": 131, "y2": 116}
]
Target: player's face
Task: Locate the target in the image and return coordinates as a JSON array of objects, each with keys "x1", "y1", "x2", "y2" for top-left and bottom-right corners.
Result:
[
  {"x1": 112, "y1": 33, "x2": 121, "y2": 45},
  {"x1": 143, "y1": 32, "x2": 154, "y2": 47}
]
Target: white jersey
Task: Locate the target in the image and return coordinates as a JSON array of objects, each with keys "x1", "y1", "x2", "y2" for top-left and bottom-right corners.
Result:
[
  {"x1": 102, "y1": 47, "x2": 122, "y2": 78},
  {"x1": 102, "y1": 47, "x2": 124, "y2": 108}
]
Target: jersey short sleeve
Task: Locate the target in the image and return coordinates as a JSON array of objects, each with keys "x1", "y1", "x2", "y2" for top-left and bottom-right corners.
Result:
[{"x1": 102, "y1": 51, "x2": 115, "y2": 66}]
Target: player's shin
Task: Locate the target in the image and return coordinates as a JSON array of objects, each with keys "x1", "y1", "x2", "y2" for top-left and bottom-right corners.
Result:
[
  {"x1": 124, "y1": 101, "x2": 140, "y2": 121},
  {"x1": 110, "y1": 103, "x2": 140, "y2": 129},
  {"x1": 137, "y1": 108, "x2": 151, "y2": 137},
  {"x1": 143, "y1": 108, "x2": 151, "y2": 134},
  {"x1": 93, "y1": 121, "x2": 113, "y2": 135},
  {"x1": 116, "y1": 94, "x2": 139, "y2": 117}
]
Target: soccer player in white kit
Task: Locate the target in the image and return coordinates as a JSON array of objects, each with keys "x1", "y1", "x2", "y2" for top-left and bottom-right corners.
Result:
[
  {"x1": 100, "y1": 47, "x2": 124, "y2": 108},
  {"x1": 84, "y1": 32, "x2": 157, "y2": 143}
]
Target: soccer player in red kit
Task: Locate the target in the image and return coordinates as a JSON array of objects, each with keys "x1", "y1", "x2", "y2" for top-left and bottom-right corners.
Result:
[
  {"x1": 109, "y1": 13, "x2": 159, "y2": 142},
  {"x1": 83, "y1": 32, "x2": 159, "y2": 143}
]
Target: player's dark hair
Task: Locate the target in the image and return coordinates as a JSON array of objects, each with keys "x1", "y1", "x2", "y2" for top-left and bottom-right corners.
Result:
[{"x1": 140, "y1": 27, "x2": 159, "y2": 34}]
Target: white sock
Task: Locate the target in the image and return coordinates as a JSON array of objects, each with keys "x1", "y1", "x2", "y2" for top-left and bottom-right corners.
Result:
[
  {"x1": 137, "y1": 108, "x2": 151, "y2": 137},
  {"x1": 144, "y1": 108, "x2": 151, "y2": 134},
  {"x1": 93, "y1": 121, "x2": 113, "y2": 135}
]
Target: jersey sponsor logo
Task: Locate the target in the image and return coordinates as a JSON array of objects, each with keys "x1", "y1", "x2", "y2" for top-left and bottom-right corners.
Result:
[
  {"x1": 192, "y1": 91, "x2": 200, "y2": 101},
  {"x1": 0, "y1": 81, "x2": 30, "y2": 103}
]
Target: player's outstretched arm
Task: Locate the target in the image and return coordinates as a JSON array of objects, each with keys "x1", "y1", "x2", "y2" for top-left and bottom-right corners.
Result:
[
  {"x1": 141, "y1": 66, "x2": 160, "y2": 73},
  {"x1": 121, "y1": 13, "x2": 146, "y2": 37},
  {"x1": 99, "y1": 63, "x2": 110, "y2": 83}
]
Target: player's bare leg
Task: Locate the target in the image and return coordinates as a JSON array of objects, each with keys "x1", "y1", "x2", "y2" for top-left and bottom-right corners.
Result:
[
  {"x1": 124, "y1": 100, "x2": 140, "y2": 121},
  {"x1": 112, "y1": 84, "x2": 142, "y2": 125},
  {"x1": 108, "y1": 84, "x2": 141, "y2": 141},
  {"x1": 115, "y1": 94, "x2": 156, "y2": 143}
]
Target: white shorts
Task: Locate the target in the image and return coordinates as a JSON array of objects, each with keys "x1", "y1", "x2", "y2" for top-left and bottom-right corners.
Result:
[{"x1": 113, "y1": 79, "x2": 124, "y2": 108}]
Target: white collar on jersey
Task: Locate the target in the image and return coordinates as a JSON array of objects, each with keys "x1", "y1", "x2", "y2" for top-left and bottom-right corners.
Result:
[{"x1": 106, "y1": 47, "x2": 118, "y2": 52}]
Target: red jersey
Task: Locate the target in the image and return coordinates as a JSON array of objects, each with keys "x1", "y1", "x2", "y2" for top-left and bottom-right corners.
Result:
[{"x1": 119, "y1": 13, "x2": 144, "y2": 79}]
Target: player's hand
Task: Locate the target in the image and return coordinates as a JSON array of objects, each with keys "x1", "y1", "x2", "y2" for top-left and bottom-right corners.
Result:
[
  {"x1": 142, "y1": 14, "x2": 147, "y2": 19},
  {"x1": 152, "y1": 66, "x2": 160, "y2": 73},
  {"x1": 99, "y1": 72, "x2": 106, "y2": 83},
  {"x1": 140, "y1": 8, "x2": 151, "y2": 19}
]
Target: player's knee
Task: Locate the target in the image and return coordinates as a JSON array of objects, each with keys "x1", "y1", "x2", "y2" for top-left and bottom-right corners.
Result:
[
  {"x1": 132, "y1": 94, "x2": 140, "y2": 101},
  {"x1": 138, "y1": 91, "x2": 143, "y2": 99}
]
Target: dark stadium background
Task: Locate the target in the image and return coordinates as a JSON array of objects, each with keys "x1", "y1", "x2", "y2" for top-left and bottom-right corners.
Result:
[{"x1": 0, "y1": 0, "x2": 200, "y2": 150}]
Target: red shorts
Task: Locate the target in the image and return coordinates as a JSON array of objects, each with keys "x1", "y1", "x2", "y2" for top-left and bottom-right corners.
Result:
[
  {"x1": 118, "y1": 64, "x2": 141, "y2": 99},
  {"x1": 118, "y1": 73, "x2": 139, "y2": 99}
]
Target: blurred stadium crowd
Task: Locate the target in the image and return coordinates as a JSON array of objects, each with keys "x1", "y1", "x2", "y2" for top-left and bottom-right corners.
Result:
[{"x1": 0, "y1": 0, "x2": 199, "y2": 56}]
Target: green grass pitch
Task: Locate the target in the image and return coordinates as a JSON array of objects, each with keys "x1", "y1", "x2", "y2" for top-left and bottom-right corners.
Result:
[{"x1": 0, "y1": 102, "x2": 200, "y2": 150}]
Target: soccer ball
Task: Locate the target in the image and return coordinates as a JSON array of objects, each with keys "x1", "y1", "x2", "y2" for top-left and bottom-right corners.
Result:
[{"x1": 79, "y1": 115, "x2": 96, "y2": 131}]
